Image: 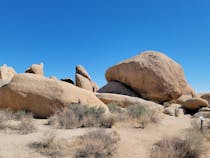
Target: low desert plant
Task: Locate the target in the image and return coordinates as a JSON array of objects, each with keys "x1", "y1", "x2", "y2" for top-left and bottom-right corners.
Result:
[
  {"x1": 12, "y1": 110, "x2": 33, "y2": 120},
  {"x1": 107, "y1": 103, "x2": 123, "y2": 113},
  {"x1": 48, "y1": 104, "x2": 115, "y2": 129},
  {"x1": 128, "y1": 104, "x2": 160, "y2": 128},
  {"x1": 30, "y1": 130, "x2": 62, "y2": 158},
  {"x1": 0, "y1": 109, "x2": 35, "y2": 134},
  {"x1": 74, "y1": 129, "x2": 120, "y2": 158},
  {"x1": 0, "y1": 110, "x2": 10, "y2": 130},
  {"x1": 14, "y1": 117, "x2": 36, "y2": 134},
  {"x1": 99, "y1": 116, "x2": 115, "y2": 128},
  {"x1": 150, "y1": 130, "x2": 205, "y2": 158}
]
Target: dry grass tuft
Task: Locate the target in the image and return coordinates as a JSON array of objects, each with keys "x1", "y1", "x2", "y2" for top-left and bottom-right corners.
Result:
[
  {"x1": 150, "y1": 129, "x2": 206, "y2": 158},
  {"x1": 0, "y1": 109, "x2": 35, "y2": 134},
  {"x1": 74, "y1": 129, "x2": 120, "y2": 158},
  {"x1": 29, "y1": 130, "x2": 62, "y2": 158},
  {"x1": 14, "y1": 117, "x2": 36, "y2": 134},
  {"x1": 127, "y1": 104, "x2": 160, "y2": 128},
  {"x1": 48, "y1": 104, "x2": 115, "y2": 129}
]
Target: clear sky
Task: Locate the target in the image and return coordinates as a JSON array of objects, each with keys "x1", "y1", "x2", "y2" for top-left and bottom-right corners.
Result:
[{"x1": 0, "y1": 0, "x2": 210, "y2": 92}]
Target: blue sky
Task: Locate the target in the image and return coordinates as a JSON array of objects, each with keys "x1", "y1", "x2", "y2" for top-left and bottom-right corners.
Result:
[{"x1": 0, "y1": 0, "x2": 210, "y2": 92}]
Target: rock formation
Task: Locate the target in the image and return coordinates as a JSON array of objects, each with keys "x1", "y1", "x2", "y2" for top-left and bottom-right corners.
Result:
[
  {"x1": 25, "y1": 63, "x2": 44, "y2": 76},
  {"x1": 75, "y1": 65, "x2": 99, "y2": 92},
  {"x1": 182, "y1": 97, "x2": 208, "y2": 110},
  {"x1": 0, "y1": 74, "x2": 109, "y2": 118},
  {"x1": 105, "y1": 51, "x2": 194, "y2": 103},
  {"x1": 98, "y1": 81, "x2": 138, "y2": 97},
  {"x1": 0, "y1": 64, "x2": 16, "y2": 87},
  {"x1": 61, "y1": 78, "x2": 74, "y2": 84},
  {"x1": 201, "y1": 93, "x2": 210, "y2": 104},
  {"x1": 95, "y1": 92, "x2": 163, "y2": 112}
]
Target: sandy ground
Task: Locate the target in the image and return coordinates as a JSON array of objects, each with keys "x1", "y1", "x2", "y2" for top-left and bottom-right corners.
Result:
[{"x1": 0, "y1": 115, "x2": 210, "y2": 158}]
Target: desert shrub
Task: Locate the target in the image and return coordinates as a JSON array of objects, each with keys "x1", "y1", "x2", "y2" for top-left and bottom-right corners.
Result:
[
  {"x1": 0, "y1": 110, "x2": 11, "y2": 130},
  {"x1": 49, "y1": 104, "x2": 115, "y2": 129},
  {"x1": 128, "y1": 104, "x2": 159, "y2": 128},
  {"x1": 150, "y1": 130, "x2": 205, "y2": 158},
  {"x1": 48, "y1": 108, "x2": 79, "y2": 129},
  {"x1": 15, "y1": 117, "x2": 36, "y2": 134},
  {"x1": 107, "y1": 103, "x2": 123, "y2": 113},
  {"x1": 30, "y1": 130, "x2": 62, "y2": 158},
  {"x1": 12, "y1": 110, "x2": 33, "y2": 120},
  {"x1": 0, "y1": 109, "x2": 35, "y2": 134},
  {"x1": 99, "y1": 116, "x2": 115, "y2": 128},
  {"x1": 74, "y1": 129, "x2": 120, "y2": 158}
]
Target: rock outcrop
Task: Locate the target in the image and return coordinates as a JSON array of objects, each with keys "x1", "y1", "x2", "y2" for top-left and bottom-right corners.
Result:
[
  {"x1": 98, "y1": 81, "x2": 138, "y2": 97},
  {"x1": 176, "y1": 95, "x2": 193, "y2": 105},
  {"x1": 182, "y1": 98, "x2": 208, "y2": 110},
  {"x1": 0, "y1": 74, "x2": 109, "y2": 118},
  {"x1": 0, "y1": 64, "x2": 16, "y2": 87},
  {"x1": 75, "y1": 65, "x2": 98, "y2": 92},
  {"x1": 105, "y1": 51, "x2": 194, "y2": 103},
  {"x1": 201, "y1": 93, "x2": 210, "y2": 105},
  {"x1": 163, "y1": 104, "x2": 184, "y2": 117},
  {"x1": 61, "y1": 78, "x2": 74, "y2": 84},
  {"x1": 96, "y1": 93, "x2": 163, "y2": 112},
  {"x1": 25, "y1": 63, "x2": 44, "y2": 76},
  {"x1": 194, "y1": 107, "x2": 210, "y2": 118}
]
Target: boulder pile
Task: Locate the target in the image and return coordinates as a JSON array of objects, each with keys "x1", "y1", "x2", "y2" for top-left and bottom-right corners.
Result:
[
  {"x1": 0, "y1": 50, "x2": 209, "y2": 118},
  {"x1": 76, "y1": 65, "x2": 99, "y2": 92}
]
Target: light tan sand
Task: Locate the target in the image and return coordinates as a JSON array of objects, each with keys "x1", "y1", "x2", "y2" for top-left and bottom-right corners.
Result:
[{"x1": 0, "y1": 115, "x2": 209, "y2": 158}]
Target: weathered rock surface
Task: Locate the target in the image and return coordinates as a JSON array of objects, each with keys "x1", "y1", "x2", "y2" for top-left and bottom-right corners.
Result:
[
  {"x1": 176, "y1": 95, "x2": 193, "y2": 105},
  {"x1": 194, "y1": 107, "x2": 210, "y2": 118},
  {"x1": 96, "y1": 93, "x2": 163, "y2": 112},
  {"x1": 0, "y1": 64, "x2": 16, "y2": 87},
  {"x1": 75, "y1": 65, "x2": 98, "y2": 92},
  {"x1": 92, "y1": 82, "x2": 99, "y2": 92},
  {"x1": 163, "y1": 104, "x2": 184, "y2": 117},
  {"x1": 25, "y1": 63, "x2": 44, "y2": 76},
  {"x1": 61, "y1": 78, "x2": 74, "y2": 84},
  {"x1": 76, "y1": 74, "x2": 93, "y2": 91},
  {"x1": 0, "y1": 74, "x2": 109, "y2": 118},
  {"x1": 106, "y1": 51, "x2": 194, "y2": 103},
  {"x1": 201, "y1": 93, "x2": 210, "y2": 104},
  {"x1": 76, "y1": 65, "x2": 91, "y2": 80},
  {"x1": 98, "y1": 81, "x2": 138, "y2": 97},
  {"x1": 182, "y1": 98, "x2": 208, "y2": 110}
]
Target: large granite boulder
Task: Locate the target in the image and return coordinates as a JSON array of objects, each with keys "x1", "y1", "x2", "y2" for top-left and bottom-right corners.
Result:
[
  {"x1": 106, "y1": 51, "x2": 194, "y2": 103},
  {"x1": 182, "y1": 98, "x2": 208, "y2": 110},
  {"x1": 0, "y1": 74, "x2": 109, "y2": 118},
  {"x1": 201, "y1": 93, "x2": 210, "y2": 105}
]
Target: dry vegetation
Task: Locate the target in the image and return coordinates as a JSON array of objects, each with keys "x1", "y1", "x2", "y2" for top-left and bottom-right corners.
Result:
[
  {"x1": 48, "y1": 104, "x2": 115, "y2": 129},
  {"x1": 74, "y1": 129, "x2": 120, "y2": 158},
  {"x1": 29, "y1": 130, "x2": 63, "y2": 158},
  {"x1": 0, "y1": 109, "x2": 36, "y2": 134},
  {"x1": 151, "y1": 119, "x2": 208, "y2": 158},
  {"x1": 127, "y1": 104, "x2": 160, "y2": 128},
  {"x1": 29, "y1": 129, "x2": 120, "y2": 158}
]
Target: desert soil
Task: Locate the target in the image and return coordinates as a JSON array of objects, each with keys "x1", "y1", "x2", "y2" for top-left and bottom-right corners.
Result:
[{"x1": 0, "y1": 115, "x2": 210, "y2": 158}]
